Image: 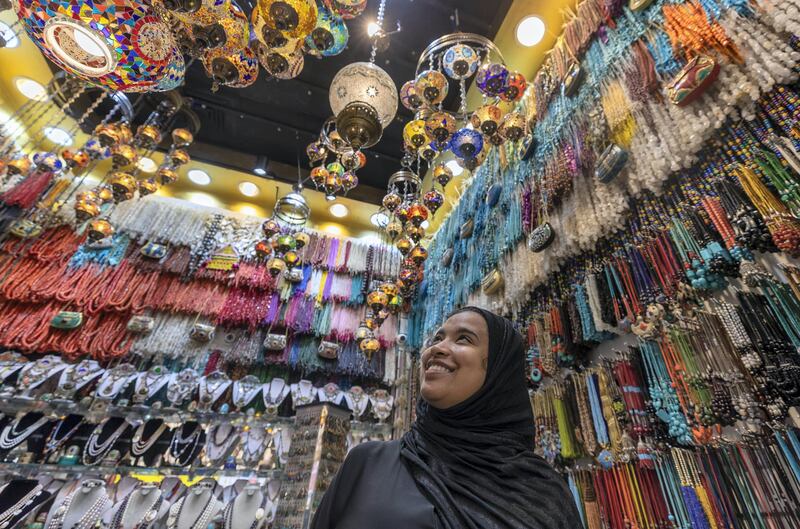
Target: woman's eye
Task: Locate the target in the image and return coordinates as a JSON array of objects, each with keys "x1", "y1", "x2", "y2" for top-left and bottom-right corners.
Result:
[{"x1": 457, "y1": 335, "x2": 470, "y2": 343}]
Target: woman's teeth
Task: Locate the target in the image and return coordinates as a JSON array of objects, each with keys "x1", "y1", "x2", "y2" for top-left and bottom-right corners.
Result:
[{"x1": 427, "y1": 364, "x2": 452, "y2": 374}]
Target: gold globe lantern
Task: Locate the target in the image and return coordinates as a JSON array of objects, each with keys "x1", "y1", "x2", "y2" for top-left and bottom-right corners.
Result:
[{"x1": 257, "y1": 0, "x2": 317, "y2": 39}]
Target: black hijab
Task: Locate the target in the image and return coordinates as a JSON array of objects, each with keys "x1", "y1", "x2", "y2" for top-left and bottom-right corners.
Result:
[{"x1": 400, "y1": 307, "x2": 581, "y2": 529}]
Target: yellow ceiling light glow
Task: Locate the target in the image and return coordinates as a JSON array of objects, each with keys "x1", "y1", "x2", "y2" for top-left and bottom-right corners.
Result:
[
  {"x1": 185, "y1": 192, "x2": 220, "y2": 208},
  {"x1": 321, "y1": 223, "x2": 344, "y2": 236},
  {"x1": 234, "y1": 203, "x2": 266, "y2": 217},
  {"x1": 516, "y1": 15, "x2": 546, "y2": 47},
  {"x1": 329, "y1": 203, "x2": 349, "y2": 218},
  {"x1": 43, "y1": 126, "x2": 72, "y2": 146},
  {"x1": 366, "y1": 21, "x2": 381, "y2": 37},
  {"x1": 238, "y1": 181, "x2": 260, "y2": 197},
  {"x1": 137, "y1": 157, "x2": 157, "y2": 173},
  {"x1": 15, "y1": 77, "x2": 47, "y2": 101},
  {"x1": 445, "y1": 159, "x2": 464, "y2": 177},
  {"x1": 188, "y1": 169, "x2": 211, "y2": 186},
  {"x1": 0, "y1": 22, "x2": 20, "y2": 48}
]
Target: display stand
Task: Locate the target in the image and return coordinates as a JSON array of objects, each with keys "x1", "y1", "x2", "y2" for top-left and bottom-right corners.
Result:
[{"x1": 272, "y1": 404, "x2": 350, "y2": 529}]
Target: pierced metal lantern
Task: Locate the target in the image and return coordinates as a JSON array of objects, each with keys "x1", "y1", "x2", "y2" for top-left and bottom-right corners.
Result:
[
  {"x1": 262, "y1": 219, "x2": 281, "y2": 238},
  {"x1": 501, "y1": 71, "x2": 527, "y2": 102},
  {"x1": 403, "y1": 119, "x2": 428, "y2": 150},
  {"x1": 400, "y1": 80, "x2": 423, "y2": 111},
  {"x1": 257, "y1": 0, "x2": 317, "y2": 39},
  {"x1": 304, "y1": 5, "x2": 348, "y2": 57},
  {"x1": 407, "y1": 203, "x2": 428, "y2": 227},
  {"x1": 306, "y1": 141, "x2": 327, "y2": 162},
  {"x1": 111, "y1": 144, "x2": 138, "y2": 168},
  {"x1": 476, "y1": 63, "x2": 509, "y2": 97},
  {"x1": 423, "y1": 188, "x2": 444, "y2": 214},
  {"x1": 470, "y1": 104, "x2": 503, "y2": 136},
  {"x1": 415, "y1": 69, "x2": 448, "y2": 105},
  {"x1": 425, "y1": 111, "x2": 457, "y2": 144},
  {"x1": 329, "y1": 61, "x2": 398, "y2": 149},
  {"x1": 17, "y1": 0, "x2": 182, "y2": 92},
  {"x1": 449, "y1": 128, "x2": 484, "y2": 159},
  {"x1": 433, "y1": 162, "x2": 452, "y2": 187},
  {"x1": 310, "y1": 166, "x2": 329, "y2": 187},
  {"x1": 256, "y1": 43, "x2": 303, "y2": 80},
  {"x1": 442, "y1": 43, "x2": 479, "y2": 80},
  {"x1": 172, "y1": 128, "x2": 194, "y2": 148},
  {"x1": 158, "y1": 166, "x2": 178, "y2": 184},
  {"x1": 138, "y1": 178, "x2": 159, "y2": 196},
  {"x1": 203, "y1": 46, "x2": 259, "y2": 89},
  {"x1": 396, "y1": 237, "x2": 413, "y2": 255},
  {"x1": 500, "y1": 112, "x2": 525, "y2": 142}
]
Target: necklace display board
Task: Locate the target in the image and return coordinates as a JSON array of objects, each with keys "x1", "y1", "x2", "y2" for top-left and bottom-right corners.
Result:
[{"x1": 272, "y1": 404, "x2": 350, "y2": 529}]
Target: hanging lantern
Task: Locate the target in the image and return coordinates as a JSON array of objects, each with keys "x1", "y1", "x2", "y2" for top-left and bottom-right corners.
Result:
[
  {"x1": 304, "y1": 5, "x2": 348, "y2": 57},
  {"x1": 501, "y1": 71, "x2": 527, "y2": 102},
  {"x1": 340, "y1": 171, "x2": 358, "y2": 191},
  {"x1": 488, "y1": 133, "x2": 505, "y2": 147},
  {"x1": 410, "y1": 245, "x2": 428, "y2": 265},
  {"x1": 87, "y1": 219, "x2": 114, "y2": 241},
  {"x1": 138, "y1": 178, "x2": 159, "y2": 196},
  {"x1": 136, "y1": 125, "x2": 162, "y2": 149},
  {"x1": 359, "y1": 337, "x2": 380, "y2": 359},
  {"x1": 262, "y1": 219, "x2": 281, "y2": 238},
  {"x1": 415, "y1": 70, "x2": 448, "y2": 105},
  {"x1": 170, "y1": 149, "x2": 191, "y2": 167},
  {"x1": 84, "y1": 139, "x2": 110, "y2": 160},
  {"x1": 329, "y1": 62, "x2": 398, "y2": 149},
  {"x1": 418, "y1": 142, "x2": 439, "y2": 162},
  {"x1": 354, "y1": 322, "x2": 373, "y2": 343},
  {"x1": 394, "y1": 203, "x2": 410, "y2": 224},
  {"x1": 75, "y1": 196, "x2": 101, "y2": 221},
  {"x1": 449, "y1": 128, "x2": 484, "y2": 159},
  {"x1": 111, "y1": 144, "x2": 138, "y2": 168},
  {"x1": 403, "y1": 120, "x2": 429, "y2": 150},
  {"x1": 294, "y1": 231, "x2": 310, "y2": 248},
  {"x1": 364, "y1": 314, "x2": 379, "y2": 330},
  {"x1": 433, "y1": 162, "x2": 453, "y2": 187},
  {"x1": 470, "y1": 104, "x2": 503, "y2": 136},
  {"x1": 379, "y1": 282, "x2": 399, "y2": 300},
  {"x1": 267, "y1": 257, "x2": 287, "y2": 276},
  {"x1": 203, "y1": 46, "x2": 259, "y2": 89},
  {"x1": 442, "y1": 43, "x2": 479, "y2": 80},
  {"x1": 110, "y1": 172, "x2": 137, "y2": 202},
  {"x1": 33, "y1": 152, "x2": 64, "y2": 172},
  {"x1": 172, "y1": 128, "x2": 194, "y2": 148},
  {"x1": 387, "y1": 294, "x2": 402, "y2": 314},
  {"x1": 95, "y1": 123, "x2": 121, "y2": 147},
  {"x1": 399, "y1": 267, "x2": 417, "y2": 285},
  {"x1": 476, "y1": 63, "x2": 509, "y2": 97},
  {"x1": 189, "y1": 15, "x2": 250, "y2": 56},
  {"x1": 500, "y1": 112, "x2": 525, "y2": 142},
  {"x1": 17, "y1": 0, "x2": 183, "y2": 92},
  {"x1": 6, "y1": 156, "x2": 30, "y2": 176},
  {"x1": 310, "y1": 166, "x2": 329, "y2": 187},
  {"x1": 95, "y1": 185, "x2": 114, "y2": 203},
  {"x1": 255, "y1": 239, "x2": 272, "y2": 259},
  {"x1": 382, "y1": 191, "x2": 402, "y2": 212},
  {"x1": 367, "y1": 290, "x2": 389, "y2": 312},
  {"x1": 400, "y1": 80, "x2": 423, "y2": 111},
  {"x1": 396, "y1": 237, "x2": 413, "y2": 255},
  {"x1": 283, "y1": 250, "x2": 300, "y2": 266},
  {"x1": 407, "y1": 225, "x2": 425, "y2": 243},
  {"x1": 408, "y1": 203, "x2": 429, "y2": 227},
  {"x1": 306, "y1": 142, "x2": 327, "y2": 163},
  {"x1": 423, "y1": 189, "x2": 444, "y2": 214},
  {"x1": 425, "y1": 111, "x2": 457, "y2": 144},
  {"x1": 157, "y1": 166, "x2": 179, "y2": 185},
  {"x1": 324, "y1": 0, "x2": 366, "y2": 19},
  {"x1": 62, "y1": 149, "x2": 90, "y2": 169},
  {"x1": 324, "y1": 172, "x2": 342, "y2": 196},
  {"x1": 276, "y1": 233, "x2": 297, "y2": 253},
  {"x1": 385, "y1": 221, "x2": 402, "y2": 240},
  {"x1": 256, "y1": 42, "x2": 304, "y2": 80},
  {"x1": 396, "y1": 278, "x2": 413, "y2": 296},
  {"x1": 326, "y1": 161, "x2": 345, "y2": 176},
  {"x1": 275, "y1": 190, "x2": 310, "y2": 225},
  {"x1": 257, "y1": 0, "x2": 317, "y2": 38}
]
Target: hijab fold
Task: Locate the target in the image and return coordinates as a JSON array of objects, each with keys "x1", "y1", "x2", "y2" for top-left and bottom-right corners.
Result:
[{"x1": 400, "y1": 307, "x2": 581, "y2": 529}]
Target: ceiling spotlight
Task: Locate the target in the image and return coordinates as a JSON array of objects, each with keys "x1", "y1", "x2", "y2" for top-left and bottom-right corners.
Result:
[
  {"x1": 329, "y1": 203, "x2": 349, "y2": 218},
  {"x1": 239, "y1": 181, "x2": 260, "y2": 197},
  {"x1": 188, "y1": 169, "x2": 211, "y2": 186},
  {"x1": 185, "y1": 192, "x2": 219, "y2": 208},
  {"x1": 0, "y1": 22, "x2": 20, "y2": 48},
  {"x1": 445, "y1": 159, "x2": 464, "y2": 177},
  {"x1": 253, "y1": 155, "x2": 268, "y2": 176},
  {"x1": 516, "y1": 16, "x2": 545, "y2": 47},
  {"x1": 325, "y1": 194, "x2": 336, "y2": 202},
  {"x1": 43, "y1": 127, "x2": 72, "y2": 146},
  {"x1": 322, "y1": 223, "x2": 343, "y2": 236},
  {"x1": 370, "y1": 211, "x2": 389, "y2": 228},
  {"x1": 367, "y1": 21, "x2": 381, "y2": 38},
  {"x1": 137, "y1": 157, "x2": 157, "y2": 173},
  {"x1": 15, "y1": 77, "x2": 47, "y2": 101}
]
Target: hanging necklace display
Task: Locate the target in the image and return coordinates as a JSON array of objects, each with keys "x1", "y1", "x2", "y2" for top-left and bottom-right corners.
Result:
[
  {"x1": 165, "y1": 485, "x2": 219, "y2": 529},
  {"x1": 0, "y1": 352, "x2": 27, "y2": 387},
  {"x1": 42, "y1": 414, "x2": 84, "y2": 461},
  {"x1": 94, "y1": 364, "x2": 137, "y2": 401},
  {"x1": 81, "y1": 417, "x2": 131, "y2": 465},
  {"x1": 344, "y1": 386, "x2": 369, "y2": 421},
  {"x1": 169, "y1": 421, "x2": 205, "y2": 467},
  {"x1": 130, "y1": 419, "x2": 170, "y2": 464},
  {"x1": 0, "y1": 479, "x2": 48, "y2": 529},
  {"x1": 45, "y1": 480, "x2": 110, "y2": 529},
  {"x1": 262, "y1": 378, "x2": 289, "y2": 418},
  {"x1": 265, "y1": 481, "x2": 280, "y2": 523},
  {"x1": 16, "y1": 356, "x2": 67, "y2": 397},
  {"x1": 222, "y1": 485, "x2": 267, "y2": 529},
  {"x1": 131, "y1": 365, "x2": 170, "y2": 405},
  {"x1": 317, "y1": 383, "x2": 344, "y2": 406},
  {"x1": 0, "y1": 413, "x2": 51, "y2": 452},
  {"x1": 231, "y1": 375, "x2": 262, "y2": 410},
  {"x1": 110, "y1": 484, "x2": 163, "y2": 529},
  {"x1": 369, "y1": 389, "x2": 394, "y2": 424},
  {"x1": 52, "y1": 360, "x2": 102, "y2": 401},
  {"x1": 290, "y1": 379, "x2": 316, "y2": 408},
  {"x1": 197, "y1": 371, "x2": 231, "y2": 411},
  {"x1": 166, "y1": 369, "x2": 199, "y2": 408},
  {"x1": 272, "y1": 427, "x2": 292, "y2": 467},
  {"x1": 239, "y1": 426, "x2": 269, "y2": 468},
  {"x1": 203, "y1": 424, "x2": 240, "y2": 467}
]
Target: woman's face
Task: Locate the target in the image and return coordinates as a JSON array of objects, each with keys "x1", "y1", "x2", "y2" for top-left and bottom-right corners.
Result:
[{"x1": 420, "y1": 311, "x2": 489, "y2": 409}]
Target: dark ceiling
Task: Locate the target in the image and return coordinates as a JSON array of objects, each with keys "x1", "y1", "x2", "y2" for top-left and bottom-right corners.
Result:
[{"x1": 180, "y1": 0, "x2": 513, "y2": 205}]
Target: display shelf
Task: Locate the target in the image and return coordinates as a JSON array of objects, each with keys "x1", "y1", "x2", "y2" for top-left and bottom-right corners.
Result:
[{"x1": 0, "y1": 461, "x2": 284, "y2": 480}]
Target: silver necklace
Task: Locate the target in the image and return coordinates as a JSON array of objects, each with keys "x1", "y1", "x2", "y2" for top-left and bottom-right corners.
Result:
[
  {"x1": 166, "y1": 370, "x2": 198, "y2": 407},
  {"x1": 82, "y1": 419, "x2": 130, "y2": 464},
  {"x1": 263, "y1": 379, "x2": 288, "y2": 416},
  {"x1": 204, "y1": 425, "x2": 238, "y2": 466},
  {"x1": 55, "y1": 361, "x2": 100, "y2": 398},
  {"x1": 232, "y1": 376, "x2": 261, "y2": 409},
  {"x1": 131, "y1": 421, "x2": 168, "y2": 458},
  {"x1": 240, "y1": 428, "x2": 268, "y2": 467},
  {"x1": 96, "y1": 364, "x2": 136, "y2": 399},
  {"x1": 47, "y1": 487, "x2": 110, "y2": 529},
  {"x1": 115, "y1": 488, "x2": 162, "y2": 529},
  {"x1": 167, "y1": 492, "x2": 214, "y2": 529},
  {"x1": 132, "y1": 367, "x2": 169, "y2": 404},
  {"x1": 291, "y1": 381, "x2": 315, "y2": 408},
  {"x1": 170, "y1": 423, "x2": 202, "y2": 466},
  {"x1": 0, "y1": 482, "x2": 44, "y2": 529},
  {"x1": 0, "y1": 415, "x2": 50, "y2": 450},
  {"x1": 198, "y1": 373, "x2": 230, "y2": 408}
]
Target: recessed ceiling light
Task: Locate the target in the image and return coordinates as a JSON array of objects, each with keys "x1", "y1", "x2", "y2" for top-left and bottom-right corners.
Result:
[
  {"x1": 329, "y1": 203, "x2": 349, "y2": 218},
  {"x1": 43, "y1": 127, "x2": 72, "y2": 146},
  {"x1": 421, "y1": 220, "x2": 430, "y2": 229},
  {"x1": 185, "y1": 192, "x2": 219, "y2": 208},
  {"x1": 322, "y1": 223, "x2": 343, "y2": 236},
  {"x1": 15, "y1": 77, "x2": 47, "y2": 101},
  {"x1": 0, "y1": 22, "x2": 20, "y2": 48},
  {"x1": 516, "y1": 16, "x2": 545, "y2": 47},
  {"x1": 137, "y1": 157, "x2": 157, "y2": 173},
  {"x1": 371, "y1": 212, "x2": 389, "y2": 228},
  {"x1": 367, "y1": 21, "x2": 381, "y2": 37},
  {"x1": 188, "y1": 169, "x2": 211, "y2": 186},
  {"x1": 445, "y1": 159, "x2": 464, "y2": 177},
  {"x1": 237, "y1": 204, "x2": 260, "y2": 216},
  {"x1": 253, "y1": 155, "x2": 268, "y2": 176},
  {"x1": 238, "y1": 181, "x2": 260, "y2": 197}
]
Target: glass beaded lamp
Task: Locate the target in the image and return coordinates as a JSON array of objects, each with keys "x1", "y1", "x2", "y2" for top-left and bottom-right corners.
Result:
[
  {"x1": 304, "y1": 5, "x2": 348, "y2": 57},
  {"x1": 403, "y1": 119, "x2": 428, "y2": 150},
  {"x1": 501, "y1": 71, "x2": 527, "y2": 102},
  {"x1": 188, "y1": 15, "x2": 250, "y2": 56},
  {"x1": 251, "y1": 7, "x2": 301, "y2": 53},
  {"x1": 400, "y1": 80, "x2": 423, "y2": 111},
  {"x1": 324, "y1": 0, "x2": 366, "y2": 19},
  {"x1": 17, "y1": 0, "x2": 183, "y2": 92},
  {"x1": 202, "y1": 46, "x2": 259, "y2": 89},
  {"x1": 415, "y1": 69, "x2": 448, "y2": 105},
  {"x1": 257, "y1": 0, "x2": 317, "y2": 39},
  {"x1": 329, "y1": 61, "x2": 398, "y2": 149},
  {"x1": 449, "y1": 128, "x2": 484, "y2": 159},
  {"x1": 500, "y1": 112, "x2": 525, "y2": 142},
  {"x1": 476, "y1": 63, "x2": 509, "y2": 97},
  {"x1": 424, "y1": 111, "x2": 457, "y2": 144},
  {"x1": 442, "y1": 43, "x2": 479, "y2": 80},
  {"x1": 256, "y1": 42, "x2": 303, "y2": 79},
  {"x1": 470, "y1": 104, "x2": 503, "y2": 136}
]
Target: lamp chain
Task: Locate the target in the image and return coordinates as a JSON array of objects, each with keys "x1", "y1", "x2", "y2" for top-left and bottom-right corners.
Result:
[{"x1": 369, "y1": 0, "x2": 388, "y2": 63}]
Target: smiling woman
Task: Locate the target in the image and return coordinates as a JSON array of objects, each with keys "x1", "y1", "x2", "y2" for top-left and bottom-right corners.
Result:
[{"x1": 311, "y1": 307, "x2": 581, "y2": 529}]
